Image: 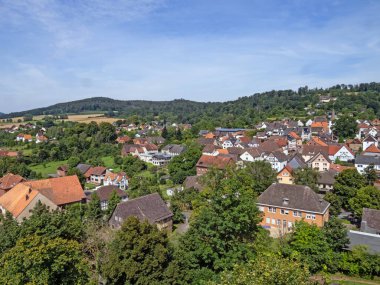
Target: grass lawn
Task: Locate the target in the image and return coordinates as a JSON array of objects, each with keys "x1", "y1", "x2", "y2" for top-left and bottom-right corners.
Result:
[
  {"x1": 29, "y1": 160, "x2": 67, "y2": 177},
  {"x1": 101, "y1": 156, "x2": 121, "y2": 172},
  {"x1": 328, "y1": 274, "x2": 380, "y2": 285}
]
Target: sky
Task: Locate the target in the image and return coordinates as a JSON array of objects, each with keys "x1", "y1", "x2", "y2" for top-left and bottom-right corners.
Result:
[{"x1": 0, "y1": 0, "x2": 379, "y2": 113}]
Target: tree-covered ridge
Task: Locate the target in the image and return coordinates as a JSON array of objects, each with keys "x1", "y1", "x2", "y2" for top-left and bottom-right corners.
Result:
[{"x1": 3, "y1": 82, "x2": 380, "y2": 127}]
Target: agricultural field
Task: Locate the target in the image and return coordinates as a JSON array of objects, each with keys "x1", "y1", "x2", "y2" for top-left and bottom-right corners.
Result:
[{"x1": 0, "y1": 113, "x2": 120, "y2": 128}]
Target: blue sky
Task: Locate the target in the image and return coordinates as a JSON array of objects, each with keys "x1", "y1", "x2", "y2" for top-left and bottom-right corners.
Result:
[{"x1": 0, "y1": 0, "x2": 379, "y2": 112}]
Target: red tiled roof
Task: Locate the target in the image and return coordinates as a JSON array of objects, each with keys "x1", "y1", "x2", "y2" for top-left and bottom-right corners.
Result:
[
  {"x1": 364, "y1": 144, "x2": 380, "y2": 153},
  {"x1": 0, "y1": 173, "x2": 25, "y2": 191},
  {"x1": 196, "y1": 155, "x2": 234, "y2": 170}
]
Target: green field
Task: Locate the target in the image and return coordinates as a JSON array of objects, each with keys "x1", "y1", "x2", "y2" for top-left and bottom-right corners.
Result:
[
  {"x1": 101, "y1": 156, "x2": 121, "y2": 172},
  {"x1": 29, "y1": 160, "x2": 68, "y2": 177}
]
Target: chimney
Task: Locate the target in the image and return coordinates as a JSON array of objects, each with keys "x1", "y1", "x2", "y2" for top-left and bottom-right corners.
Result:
[{"x1": 25, "y1": 194, "x2": 29, "y2": 200}]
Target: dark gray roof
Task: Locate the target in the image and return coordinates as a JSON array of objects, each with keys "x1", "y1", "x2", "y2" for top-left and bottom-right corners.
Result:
[
  {"x1": 317, "y1": 170, "x2": 336, "y2": 185},
  {"x1": 94, "y1": 185, "x2": 127, "y2": 202},
  {"x1": 257, "y1": 184, "x2": 330, "y2": 214},
  {"x1": 355, "y1": 155, "x2": 380, "y2": 165},
  {"x1": 348, "y1": 230, "x2": 380, "y2": 254},
  {"x1": 110, "y1": 193, "x2": 172, "y2": 227},
  {"x1": 76, "y1": 163, "x2": 91, "y2": 174},
  {"x1": 362, "y1": 208, "x2": 380, "y2": 231},
  {"x1": 288, "y1": 154, "x2": 307, "y2": 169},
  {"x1": 272, "y1": 151, "x2": 288, "y2": 162}
]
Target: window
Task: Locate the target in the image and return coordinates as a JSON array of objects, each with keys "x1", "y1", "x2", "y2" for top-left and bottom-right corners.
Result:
[
  {"x1": 266, "y1": 218, "x2": 270, "y2": 224},
  {"x1": 293, "y1": 211, "x2": 302, "y2": 217},
  {"x1": 280, "y1": 209, "x2": 289, "y2": 215},
  {"x1": 268, "y1": 207, "x2": 277, "y2": 213},
  {"x1": 277, "y1": 219, "x2": 281, "y2": 226},
  {"x1": 271, "y1": 219, "x2": 276, "y2": 225},
  {"x1": 306, "y1": 214, "x2": 316, "y2": 220}
]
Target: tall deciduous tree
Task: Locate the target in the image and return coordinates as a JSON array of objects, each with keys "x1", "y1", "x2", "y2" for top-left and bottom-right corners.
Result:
[
  {"x1": 333, "y1": 169, "x2": 366, "y2": 208},
  {"x1": 0, "y1": 235, "x2": 89, "y2": 285},
  {"x1": 177, "y1": 167, "x2": 262, "y2": 282},
  {"x1": 333, "y1": 115, "x2": 358, "y2": 139},
  {"x1": 293, "y1": 167, "x2": 320, "y2": 192},
  {"x1": 100, "y1": 217, "x2": 174, "y2": 285},
  {"x1": 322, "y1": 216, "x2": 349, "y2": 252},
  {"x1": 348, "y1": 186, "x2": 380, "y2": 218},
  {"x1": 214, "y1": 253, "x2": 311, "y2": 285}
]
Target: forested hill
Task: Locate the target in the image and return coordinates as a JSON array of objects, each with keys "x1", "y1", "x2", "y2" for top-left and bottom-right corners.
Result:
[{"x1": 3, "y1": 82, "x2": 380, "y2": 128}]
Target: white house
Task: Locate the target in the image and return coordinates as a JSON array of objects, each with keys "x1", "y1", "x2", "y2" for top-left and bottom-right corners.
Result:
[
  {"x1": 262, "y1": 151, "x2": 288, "y2": 172},
  {"x1": 355, "y1": 155, "x2": 380, "y2": 174},
  {"x1": 328, "y1": 145, "x2": 355, "y2": 162},
  {"x1": 240, "y1": 149, "x2": 264, "y2": 162},
  {"x1": 363, "y1": 136, "x2": 378, "y2": 151},
  {"x1": 222, "y1": 140, "x2": 234, "y2": 149},
  {"x1": 103, "y1": 172, "x2": 129, "y2": 190}
]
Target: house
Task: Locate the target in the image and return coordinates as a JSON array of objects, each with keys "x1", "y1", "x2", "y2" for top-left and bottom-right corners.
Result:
[
  {"x1": 257, "y1": 184, "x2": 330, "y2": 237},
  {"x1": 0, "y1": 176, "x2": 86, "y2": 222},
  {"x1": 162, "y1": 144, "x2": 186, "y2": 157},
  {"x1": 328, "y1": 144, "x2": 355, "y2": 162},
  {"x1": 202, "y1": 144, "x2": 221, "y2": 156},
  {"x1": 240, "y1": 148, "x2": 264, "y2": 162},
  {"x1": 301, "y1": 145, "x2": 329, "y2": 162},
  {"x1": 36, "y1": 134, "x2": 48, "y2": 143},
  {"x1": 307, "y1": 136, "x2": 328, "y2": 147},
  {"x1": 362, "y1": 144, "x2": 380, "y2": 155},
  {"x1": 310, "y1": 122, "x2": 329, "y2": 134},
  {"x1": 0, "y1": 173, "x2": 25, "y2": 196},
  {"x1": 363, "y1": 135, "x2": 378, "y2": 152},
  {"x1": 317, "y1": 170, "x2": 336, "y2": 192},
  {"x1": 146, "y1": 136, "x2": 166, "y2": 145},
  {"x1": 116, "y1": 136, "x2": 131, "y2": 144},
  {"x1": 0, "y1": 150, "x2": 18, "y2": 158},
  {"x1": 196, "y1": 155, "x2": 235, "y2": 175},
  {"x1": 56, "y1": 165, "x2": 68, "y2": 177},
  {"x1": 355, "y1": 155, "x2": 380, "y2": 174},
  {"x1": 151, "y1": 153, "x2": 172, "y2": 166},
  {"x1": 76, "y1": 163, "x2": 91, "y2": 173},
  {"x1": 183, "y1": 175, "x2": 204, "y2": 191},
  {"x1": 346, "y1": 138, "x2": 362, "y2": 153},
  {"x1": 287, "y1": 153, "x2": 307, "y2": 170},
  {"x1": 277, "y1": 165, "x2": 294, "y2": 184},
  {"x1": 287, "y1": 132, "x2": 302, "y2": 150},
  {"x1": 104, "y1": 172, "x2": 128, "y2": 190},
  {"x1": 263, "y1": 151, "x2": 288, "y2": 172},
  {"x1": 361, "y1": 208, "x2": 380, "y2": 235},
  {"x1": 16, "y1": 133, "x2": 33, "y2": 142},
  {"x1": 221, "y1": 139, "x2": 234, "y2": 149},
  {"x1": 85, "y1": 166, "x2": 107, "y2": 184},
  {"x1": 109, "y1": 193, "x2": 173, "y2": 231},
  {"x1": 91, "y1": 185, "x2": 128, "y2": 210},
  {"x1": 307, "y1": 152, "x2": 331, "y2": 172}
]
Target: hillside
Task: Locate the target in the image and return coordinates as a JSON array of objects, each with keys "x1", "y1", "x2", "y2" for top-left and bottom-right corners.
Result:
[{"x1": 2, "y1": 82, "x2": 380, "y2": 128}]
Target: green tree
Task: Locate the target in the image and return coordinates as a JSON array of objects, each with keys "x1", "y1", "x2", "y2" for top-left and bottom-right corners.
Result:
[
  {"x1": 214, "y1": 253, "x2": 311, "y2": 285},
  {"x1": 323, "y1": 192, "x2": 342, "y2": 216},
  {"x1": 100, "y1": 217, "x2": 174, "y2": 285},
  {"x1": 86, "y1": 193, "x2": 102, "y2": 221},
  {"x1": 286, "y1": 221, "x2": 335, "y2": 273},
  {"x1": 293, "y1": 167, "x2": 320, "y2": 192},
  {"x1": 97, "y1": 122, "x2": 117, "y2": 143},
  {"x1": 0, "y1": 212, "x2": 20, "y2": 254},
  {"x1": 333, "y1": 115, "x2": 358, "y2": 138},
  {"x1": 177, "y1": 168, "x2": 262, "y2": 281},
  {"x1": 0, "y1": 235, "x2": 89, "y2": 285},
  {"x1": 243, "y1": 161, "x2": 277, "y2": 194},
  {"x1": 363, "y1": 164, "x2": 377, "y2": 185},
  {"x1": 161, "y1": 126, "x2": 169, "y2": 139},
  {"x1": 333, "y1": 169, "x2": 366, "y2": 208},
  {"x1": 322, "y1": 216, "x2": 349, "y2": 252},
  {"x1": 168, "y1": 143, "x2": 202, "y2": 184},
  {"x1": 106, "y1": 190, "x2": 121, "y2": 217},
  {"x1": 348, "y1": 186, "x2": 380, "y2": 218}
]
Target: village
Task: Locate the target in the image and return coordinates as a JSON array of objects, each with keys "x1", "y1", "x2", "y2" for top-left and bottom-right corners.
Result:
[{"x1": 0, "y1": 113, "x2": 379, "y2": 255}]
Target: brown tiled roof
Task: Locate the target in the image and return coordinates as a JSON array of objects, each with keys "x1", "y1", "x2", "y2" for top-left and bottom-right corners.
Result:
[
  {"x1": 259, "y1": 140, "x2": 281, "y2": 153},
  {"x1": 196, "y1": 155, "x2": 234, "y2": 170},
  {"x1": 85, "y1": 166, "x2": 107, "y2": 177},
  {"x1": 364, "y1": 144, "x2": 380, "y2": 153},
  {"x1": 110, "y1": 193, "x2": 172, "y2": 227},
  {"x1": 329, "y1": 163, "x2": 354, "y2": 173},
  {"x1": 257, "y1": 184, "x2": 330, "y2": 214},
  {"x1": 183, "y1": 175, "x2": 204, "y2": 191},
  {"x1": 362, "y1": 208, "x2": 380, "y2": 231},
  {"x1": 0, "y1": 173, "x2": 25, "y2": 191},
  {"x1": 202, "y1": 144, "x2": 220, "y2": 153},
  {"x1": 94, "y1": 185, "x2": 127, "y2": 202},
  {"x1": 24, "y1": 175, "x2": 85, "y2": 206},
  {"x1": 0, "y1": 183, "x2": 39, "y2": 218},
  {"x1": 302, "y1": 145, "x2": 329, "y2": 156},
  {"x1": 226, "y1": 147, "x2": 244, "y2": 155},
  {"x1": 317, "y1": 170, "x2": 336, "y2": 185}
]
